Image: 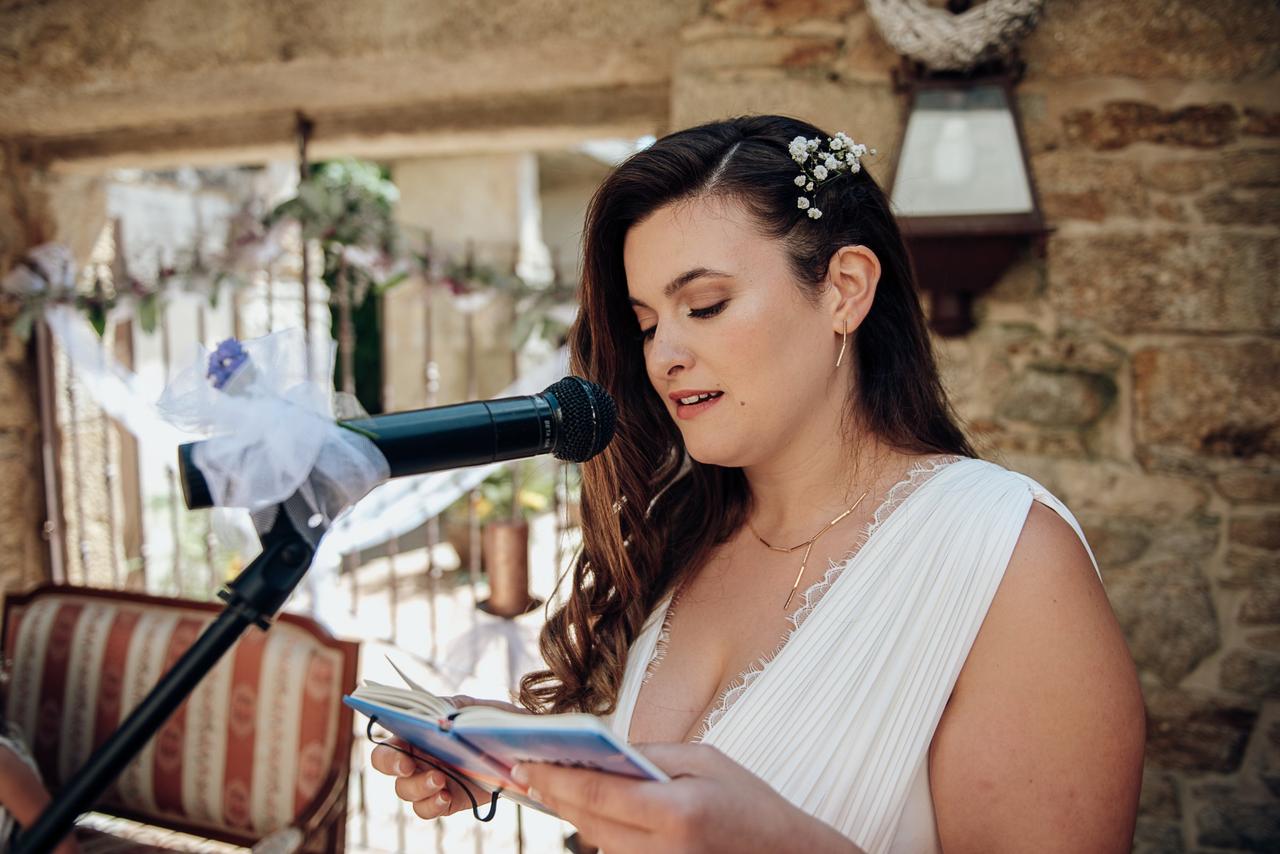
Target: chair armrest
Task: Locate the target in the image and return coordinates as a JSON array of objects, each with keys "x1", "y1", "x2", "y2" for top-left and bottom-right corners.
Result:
[{"x1": 249, "y1": 765, "x2": 348, "y2": 854}]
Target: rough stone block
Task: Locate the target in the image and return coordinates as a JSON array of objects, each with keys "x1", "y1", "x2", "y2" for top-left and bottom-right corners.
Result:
[
  {"x1": 1214, "y1": 469, "x2": 1280, "y2": 503},
  {"x1": 1141, "y1": 157, "x2": 1223, "y2": 194},
  {"x1": 677, "y1": 34, "x2": 840, "y2": 72},
  {"x1": 1240, "y1": 583, "x2": 1280, "y2": 625},
  {"x1": 1139, "y1": 766, "x2": 1182, "y2": 820},
  {"x1": 1022, "y1": 0, "x2": 1280, "y2": 82},
  {"x1": 985, "y1": 255, "x2": 1046, "y2": 303},
  {"x1": 1109, "y1": 559, "x2": 1218, "y2": 685},
  {"x1": 966, "y1": 422, "x2": 1089, "y2": 460},
  {"x1": 996, "y1": 366, "x2": 1115, "y2": 428},
  {"x1": 1042, "y1": 330, "x2": 1127, "y2": 375},
  {"x1": 0, "y1": 427, "x2": 41, "y2": 578},
  {"x1": 1248, "y1": 629, "x2": 1280, "y2": 653},
  {"x1": 1042, "y1": 460, "x2": 1209, "y2": 521},
  {"x1": 1220, "y1": 649, "x2": 1280, "y2": 697},
  {"x1": 1217, "y1": 546, "x2": 1279, "y2": 588},
  {"x1": 1082, "y1": 517, "x2": 1151, "y2": 568},
  {"x1": 1145, "y1": 687, "x2": 1258, "y2": 773},
  {"x1": 1152, "y1": 199, "x2": 1192, "y2": 223},
  {"x1": 1222, "y1": 148, "x2": 1280, "y2": 188},
  {"x1": 1132, "y1": 817, "x2": 1184, "y2": 853},
  {"x1": 671, "y1": 73, "x2": 903, "y2": 159},
  {"x1": 1134, "y1": 341, "x2": 1280, "y2": 461},
  {"x1": 1197, "y1": 187, "x2": 1280, "y2": 225},
  {"x1": 1262, "y1": 718, "x2": 1280, "y2": 798},
  {"x1": 0, "y1": 357, "x2": 37, "y2": 431},
  {"x1": 1230, "y1": 512, "x2": 1280, "y2": 551},
  {"x1": 1061, "y1": 102, "x2": 1238, "y2": 151},
  {"x1": 1192, "y1": 783, "x2": 1280, "y2": 849},
  {"x1": 833, "y1": 10, "x2": 898, "y2": 81},
  {"x1": 1017, "y1": 91, "x2": 1059, "y2": 155},
  {"x1": 709, "y1": 0, "x2": 862, "y2": 31},
  {"x1": 1244, "y1": 108, "x2": 1280, "y2": 137},
  {"x1": 1049, "y1": 232, "x2": 1279, "y2": 335},
  {"x1": 1033, "y1": 152, "x2": 1146, "y2": 221},
  {"x1": 1163, "y1": 516, "x2": 1222, "y2": 559}
]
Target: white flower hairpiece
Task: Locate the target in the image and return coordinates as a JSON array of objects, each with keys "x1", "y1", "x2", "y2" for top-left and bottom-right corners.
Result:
[{"x1": 788, "y1": 132, "x2": 876, "y2": 219}]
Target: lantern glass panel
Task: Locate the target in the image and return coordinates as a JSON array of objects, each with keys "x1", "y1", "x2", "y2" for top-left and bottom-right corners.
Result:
[{"x1": 891, "y1": 84, "x2": 1034, "y2": 217}]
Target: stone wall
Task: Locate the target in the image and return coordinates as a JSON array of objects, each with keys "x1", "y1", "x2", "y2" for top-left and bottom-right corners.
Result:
[{"x1": 0, "y1": 143, "x2": 52, "y2": 597}]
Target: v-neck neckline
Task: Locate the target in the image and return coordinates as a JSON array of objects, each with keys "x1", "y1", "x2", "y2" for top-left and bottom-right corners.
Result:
[{"x1": 626, "y1": 454, "x2": 969, "y2": 747}]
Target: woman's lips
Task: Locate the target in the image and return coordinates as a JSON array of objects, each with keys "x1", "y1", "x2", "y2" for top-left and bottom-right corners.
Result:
[{"x1": 674, "y1": 392, "x2": 724, "y2": 420}]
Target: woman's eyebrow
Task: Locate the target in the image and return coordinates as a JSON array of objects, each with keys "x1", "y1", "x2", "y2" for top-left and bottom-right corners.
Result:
[{"x1": 629, "y1": 267, "x2": 733, "y2": 309}]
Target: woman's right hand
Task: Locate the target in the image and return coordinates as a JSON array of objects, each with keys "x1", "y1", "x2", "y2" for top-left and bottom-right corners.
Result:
[{"x1": 369, "y1": 694, "x2": 531, "y2": 820}]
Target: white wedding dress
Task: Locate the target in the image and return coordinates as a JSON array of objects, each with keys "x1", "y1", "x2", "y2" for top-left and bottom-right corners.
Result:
[{"x1": 602, "y1": 455, "x2": 1101, "y2": 853}]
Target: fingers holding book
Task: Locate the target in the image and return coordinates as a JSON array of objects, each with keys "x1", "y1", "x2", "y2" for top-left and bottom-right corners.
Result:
[
  {"x1": 370, "y1": 736, "x2": 487, "y2": 820},
  {"x1": 349, "y1": 682, "x2": 664, "y2": 824}
]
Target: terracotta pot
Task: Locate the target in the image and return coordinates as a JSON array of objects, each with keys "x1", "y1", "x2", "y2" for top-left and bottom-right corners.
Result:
[{"x1": 481, "y1": 520, "x2": 534, "y2": 617}]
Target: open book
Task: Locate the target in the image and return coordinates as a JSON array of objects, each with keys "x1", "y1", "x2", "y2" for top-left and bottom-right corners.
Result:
[{"x1": 344, "y1": 665, "x2": 669, "y2": 817}]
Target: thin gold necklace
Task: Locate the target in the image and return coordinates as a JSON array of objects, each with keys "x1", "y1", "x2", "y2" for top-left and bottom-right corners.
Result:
[{"x1": 748, "y1": 489, "x2": 870, "y2": 611}]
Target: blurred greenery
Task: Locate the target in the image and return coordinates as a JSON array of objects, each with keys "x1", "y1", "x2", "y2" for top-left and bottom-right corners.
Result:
[
  {"x1": 475, "y1": 458, "x2": 558, "y2": 524},
  {"x1": 269, "y1": 158, "x2": 404, "y2": 415}
]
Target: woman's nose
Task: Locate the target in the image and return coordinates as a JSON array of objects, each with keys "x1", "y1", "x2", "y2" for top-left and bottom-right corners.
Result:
[{"x1": 648, "y1": 326, "x2": 693, "y2": 378}]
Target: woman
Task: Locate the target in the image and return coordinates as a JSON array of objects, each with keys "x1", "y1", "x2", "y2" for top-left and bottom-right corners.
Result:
[{"x1": 371, "y1": 115, "x2": 1145, "y2": 853}]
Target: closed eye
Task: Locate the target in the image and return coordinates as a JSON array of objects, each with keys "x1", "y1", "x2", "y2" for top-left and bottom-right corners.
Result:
[{"x1": 637, "y1": 300, "x2": 729, "y2": 342}]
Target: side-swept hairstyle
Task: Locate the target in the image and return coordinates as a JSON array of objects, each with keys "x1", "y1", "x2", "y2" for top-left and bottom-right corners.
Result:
[{"x1": 518, "y1": 115, "x2": 975, "y2": 715}]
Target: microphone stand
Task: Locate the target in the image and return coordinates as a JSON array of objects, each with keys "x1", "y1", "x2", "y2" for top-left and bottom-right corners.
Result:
[{"x1": 14, "y1": 495, "x2": 327, "y2": 854}]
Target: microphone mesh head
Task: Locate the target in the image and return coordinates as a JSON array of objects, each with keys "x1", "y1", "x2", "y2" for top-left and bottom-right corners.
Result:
[{"x1": 545, "y1": 376, "x2": 617, "y2": 463}]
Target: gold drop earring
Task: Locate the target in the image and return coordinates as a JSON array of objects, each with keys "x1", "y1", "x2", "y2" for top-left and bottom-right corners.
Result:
[{"x1": 835, "y1": 319, "x2": 848, "y2": 368}]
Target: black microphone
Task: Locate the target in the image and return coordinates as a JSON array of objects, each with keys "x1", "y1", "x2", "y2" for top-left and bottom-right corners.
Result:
[{"x1": 177, "y1": 375, "x2": 617, "y2": 510}]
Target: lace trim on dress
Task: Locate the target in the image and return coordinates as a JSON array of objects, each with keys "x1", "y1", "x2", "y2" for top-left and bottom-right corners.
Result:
[
  {"x1": 636, "y1": 454, "x2": 965, "y2": 740},
  {"x1": 642, "y1": 586, "x2": 683, "y2": 684}
]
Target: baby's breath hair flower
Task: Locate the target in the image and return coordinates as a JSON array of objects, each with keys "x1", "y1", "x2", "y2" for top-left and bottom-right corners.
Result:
[{"x1": 789, "y1": 131, "x2": 876, "y2": 222}]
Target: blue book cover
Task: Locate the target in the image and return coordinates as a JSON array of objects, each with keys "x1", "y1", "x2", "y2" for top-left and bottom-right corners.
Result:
[{"x1": 345, "y1": 682, "x2": 669, "y2": 817}]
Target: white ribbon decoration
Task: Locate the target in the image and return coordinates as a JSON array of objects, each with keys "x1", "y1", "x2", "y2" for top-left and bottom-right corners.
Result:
[{"x1": 156, "y1": 327, "x2": 389, "y2": 527}]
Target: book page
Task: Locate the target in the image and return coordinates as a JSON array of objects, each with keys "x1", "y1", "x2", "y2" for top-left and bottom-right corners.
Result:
[{"x1": 355, "y1": 681, "x2": 457, "y2": 719}]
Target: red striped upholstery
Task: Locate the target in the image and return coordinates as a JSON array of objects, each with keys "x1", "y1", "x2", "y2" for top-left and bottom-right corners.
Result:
[{"x1": 2, "y1": 586, "x2": 358, "y2": 852}]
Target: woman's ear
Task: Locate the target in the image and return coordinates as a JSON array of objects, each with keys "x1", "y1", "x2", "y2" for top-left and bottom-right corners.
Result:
[{"x1": 826, "y1": 245, "x2": 881, "y2": 334}]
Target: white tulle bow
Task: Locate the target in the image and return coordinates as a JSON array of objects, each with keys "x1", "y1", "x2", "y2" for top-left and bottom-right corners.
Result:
[{"x1": 157, "y1": 328, "x2": 389, "y2": 527}]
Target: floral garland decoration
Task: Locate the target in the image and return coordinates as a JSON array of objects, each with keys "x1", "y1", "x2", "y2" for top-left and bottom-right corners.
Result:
[
  {"x1": 1, "y1": 160, "x2": 575, "y2": 354},
  {"x1": 267, "y1": 159, "x2": 409, "y2": 307},
  {"x1": 1, "y1": 249, "x2": 251, "y2": 342}
]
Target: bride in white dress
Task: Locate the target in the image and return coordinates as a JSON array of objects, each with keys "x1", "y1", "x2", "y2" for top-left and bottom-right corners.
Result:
[{"x1": 371, "y1": 116, "x2": 1145, "y2": 853}]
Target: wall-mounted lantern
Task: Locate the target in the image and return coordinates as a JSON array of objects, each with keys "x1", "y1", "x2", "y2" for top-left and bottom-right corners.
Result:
[
  {"x1": 889, "y1": 65, "x2": 1047, "y2": 336},
  {"x1": 867, "y1": 0, "x2": 1049, "y2": 336}
]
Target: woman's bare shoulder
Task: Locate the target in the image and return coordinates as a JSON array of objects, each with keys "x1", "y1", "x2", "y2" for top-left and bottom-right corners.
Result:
[{"x1": 928, "y1": 500, "x2": 1146, "y2": 854}]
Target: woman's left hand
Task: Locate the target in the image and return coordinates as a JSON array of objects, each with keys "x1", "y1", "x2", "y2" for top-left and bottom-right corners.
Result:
[{"x1": 511, "y1": 742, "x2": 862, "y2": 854}]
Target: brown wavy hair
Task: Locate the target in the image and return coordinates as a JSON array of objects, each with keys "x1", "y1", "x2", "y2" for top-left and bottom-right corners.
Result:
[{"x1": 517, "y1": 115, "x2": 976, "y2": 716}]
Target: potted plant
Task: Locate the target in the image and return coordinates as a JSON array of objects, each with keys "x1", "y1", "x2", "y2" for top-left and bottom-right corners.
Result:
[{"x1": 473, "y1": 460, "x2": 555, "y2": 617}]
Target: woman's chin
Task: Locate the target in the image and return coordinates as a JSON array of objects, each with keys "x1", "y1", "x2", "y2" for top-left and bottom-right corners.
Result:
[{"x1": 683, "y1": 442, "x2": 742, "y2": 468}]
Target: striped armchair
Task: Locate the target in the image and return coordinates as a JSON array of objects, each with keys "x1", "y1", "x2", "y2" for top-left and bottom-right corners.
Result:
[{"x1": 2, "y1": 585, "x2": 359, "y2": 853}]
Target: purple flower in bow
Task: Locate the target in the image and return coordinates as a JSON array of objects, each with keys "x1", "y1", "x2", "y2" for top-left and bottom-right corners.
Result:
[{"x1": 207, "y1": 338, "x2": 248, "y2": 390}]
